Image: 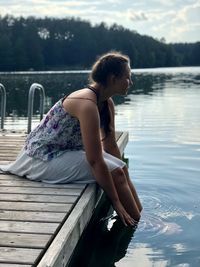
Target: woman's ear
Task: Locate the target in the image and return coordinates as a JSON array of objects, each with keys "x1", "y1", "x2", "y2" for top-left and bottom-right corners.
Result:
[{"x1": 107, "y1": 74, "x2": 116, "y2": 86}]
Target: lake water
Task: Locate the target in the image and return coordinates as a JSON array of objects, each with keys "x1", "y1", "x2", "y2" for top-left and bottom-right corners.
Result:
[{"x1": 0, "y1": 67, "x2": 200, "y2": 267}]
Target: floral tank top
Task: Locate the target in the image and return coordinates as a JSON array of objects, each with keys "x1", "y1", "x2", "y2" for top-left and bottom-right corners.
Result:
[{"x1": 25, "y1": 98, "x2": 84, "y2": 161}]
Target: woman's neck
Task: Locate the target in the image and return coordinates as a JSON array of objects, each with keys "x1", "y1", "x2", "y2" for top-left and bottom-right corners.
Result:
[{"x1": 89, "y1": 83, "x2": 112, "y2": 102}]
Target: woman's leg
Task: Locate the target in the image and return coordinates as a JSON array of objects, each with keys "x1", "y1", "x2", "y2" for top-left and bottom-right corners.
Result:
[
  {"x1": 122, "y1": 166, "x2": 143, "y2": 212},
  {"x1": 111, "y1": 167, "x2": 141, "y2": 221}
]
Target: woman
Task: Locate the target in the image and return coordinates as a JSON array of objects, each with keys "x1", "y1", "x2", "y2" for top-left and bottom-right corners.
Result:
[{"x1": 0, "y1": 51, "x2": 142, "y2": 226}]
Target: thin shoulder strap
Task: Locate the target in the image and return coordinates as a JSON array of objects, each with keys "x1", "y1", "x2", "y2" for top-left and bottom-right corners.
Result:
[
  {"x1": 65, "y1": 96, "x2": 97, "y2": 105},
  {"x1": 62, "y1": 86, "x2": 99, "y2": 105},
  {"x1": 87, "y1": 85, "x2": 99, "y2": 102}
]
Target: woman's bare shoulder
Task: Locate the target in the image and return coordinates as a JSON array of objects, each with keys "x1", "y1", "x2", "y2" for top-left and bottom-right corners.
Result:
[{"x1": 62, "y1": 88, "x2": 98, "y2": 117}]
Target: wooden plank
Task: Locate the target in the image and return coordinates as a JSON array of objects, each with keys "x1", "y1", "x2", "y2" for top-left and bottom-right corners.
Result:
[
  {"x1": 117, "y1": 131, "x2": 129, "y2": 155},
  {"x1": 0, "y1": 186, "x2": 82, "y2": 196},
  {"x1": 0, "y1": 135, "x2": 25, "y2": 137},
  {"x1": 0, "y1": 154, "x2": 21, "y2": 158},
  {"x1": 0, "y1": 145, "x2": 23, "y2": 148},
  {"x1": 0, "y1": 136, "x2": 26, "y2": 140},
  {"x1": 0, "y1": 180, "x2": 85, "y2": 189},
  {"x1": 0, "y1": 141, "x2": 24, "y2": 144},
  {"x1": 0, "y1": 136, "x2": 23, "y2": 140},
  {"x1": 0, "y1": 221, "x2": 59, "y2": 234},
  {"x1": 0, "y1": 133, "x2": 24, "y2": 162},
  {"x1": 0, "y1": 264, "x2": 31, "y2": 267},
  {"x1": 0, "y1": 137, "x2": 24, "y2": 141},
  {"x1": 0, "y1": 148, "x2": 23, "y2": 152},
  {"x1": 0, "y1": 232, "x2": 51, "y2": 249},
  {"x1": 37, "y1": 184, "x2": 98, "y2": 267},
  {"x1": 0, "y1": 147, "x2": 22, "y2": 151},
  {"x1": 0, "y1": 139, "x2": 24, "y2": 142},
  {"x1": 0, "y1": 247, "x2": 41, "y2": 265},
  {"x1": 0, "y1": 157, "x2": 18, "y2": 161},
  {"x1": 0, "y1": 142, "x2": 23, "y2": 145},
  {"x1": 0, "y1": 147, "x2": 23, "y2": 151},
  {"x1": 0, "y1": 161, "x2": 10, "y2": 164},
  {"x1": 0, "y1": 149, "x2": 22, "y2": 153},
  {"x1": 0, "y1": 144, "x2": 23, "y2": 147},
  {"x1": 0, "y1": 140, "x2": 24, "y2": 143},
  {"x1": 0, "y1": 201, "x2": 72, "y2": 212},
  {"x1": 0, "y1": 193, "x2": 78, "y2": 203},
  {"x1": 0, "y1": 175, "x2": 85, "y2": 189},
  {"x1": 0, "y1": 210, "x2": 66, "y2": 223}
]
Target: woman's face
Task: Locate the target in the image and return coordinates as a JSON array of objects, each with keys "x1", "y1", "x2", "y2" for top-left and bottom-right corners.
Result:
[{"x1": 114, "y1": 64, "x2": 133, "y2": 95}]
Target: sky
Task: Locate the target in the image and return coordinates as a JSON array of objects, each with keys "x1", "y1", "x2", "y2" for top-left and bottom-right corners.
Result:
[{"x1": 0, "y1": 0, "x2": 199, "y2": 43}]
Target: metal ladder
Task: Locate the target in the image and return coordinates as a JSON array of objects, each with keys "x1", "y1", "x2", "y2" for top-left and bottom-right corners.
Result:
[
  {"x1": 27, "y1": 83, "x2": 45, "y2": 133},
  {"x1": 0, "y1": 83, "x2": 45, "y2": 133}
]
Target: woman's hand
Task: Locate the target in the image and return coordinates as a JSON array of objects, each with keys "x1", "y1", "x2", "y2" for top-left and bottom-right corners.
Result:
[{"x1": 113, "y1": 200, "x2": 137, "y2": 226}]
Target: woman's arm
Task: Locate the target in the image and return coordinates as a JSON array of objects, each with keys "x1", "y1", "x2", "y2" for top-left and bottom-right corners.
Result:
[
  {"x1": 101, "y1": 98, "x2": 122, "y2": 159},
  {"x1": 77, "y1": 100, "x2": 135, "y2": 226},
  {"x1": 101, "y1": 98, "x2": 143, "y2": 212}
]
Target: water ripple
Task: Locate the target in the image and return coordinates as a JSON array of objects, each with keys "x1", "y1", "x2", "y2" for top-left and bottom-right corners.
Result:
[{"x1": 138, "y1": 195, "x2": 184, "y2": 238}]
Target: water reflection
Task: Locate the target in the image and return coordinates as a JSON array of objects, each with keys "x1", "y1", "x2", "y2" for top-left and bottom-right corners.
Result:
[
  {"x1": 0, "y1": 72, "x2": 90, "y2": 115},
  {"x1": 0, "y1": 70, "x2": 172, "y2": 115},
  {"x1": 1, "y1": 68, "x2": 200, "y2": 116},
  {"x1": 69, "y1": 218, "x2": 137, "y2": 267}
]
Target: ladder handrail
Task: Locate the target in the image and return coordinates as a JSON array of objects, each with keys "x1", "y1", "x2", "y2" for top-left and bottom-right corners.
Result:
[
  {"x1": 0, "y1": 83, "x2": 6, "y2": 130},
  {"x1": 27, "y1": 83, "x2": 45, "y2": 133}
]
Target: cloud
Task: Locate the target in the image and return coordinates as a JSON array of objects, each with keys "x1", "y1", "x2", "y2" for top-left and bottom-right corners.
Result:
[
  {"x1": 0, "y1": 0, "x2": 199, "y2": 42},
  {"x1": 0, "y1": 0, "x2": 101, "y2": 17},
  {"x1": 173, "y1": 2, "x2": 200, "y2": 24},
  {"x1": 169, "y1": 3, "x2": 200, "y2": 42},
  {"x1": 129, "y1": 11, "x2": 148, "y2": 22},
  {"x1": 106, "y1": 0, "x2": 122, "y2": 3},
  {"x1": 0, "y1": 0, "x2": 102, "y2": 19},
  {"x1": 149, "y1": 3, "x2": 200, "y2": 42}
]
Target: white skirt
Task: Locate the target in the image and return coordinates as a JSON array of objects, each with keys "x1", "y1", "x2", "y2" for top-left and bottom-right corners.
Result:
[{"x1": 0, "y1": 148, "x2": 126, "y2": 184}]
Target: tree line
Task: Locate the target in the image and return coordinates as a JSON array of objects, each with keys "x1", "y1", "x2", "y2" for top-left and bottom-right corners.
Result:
[{"x1": 0, "y1": 15, "x2": 199, "y2": 71}]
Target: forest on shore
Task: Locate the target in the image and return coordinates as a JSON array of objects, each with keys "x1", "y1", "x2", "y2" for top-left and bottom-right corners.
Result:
[{"x1": 0, "y1": 15, "x2": 199, "y2": 71}]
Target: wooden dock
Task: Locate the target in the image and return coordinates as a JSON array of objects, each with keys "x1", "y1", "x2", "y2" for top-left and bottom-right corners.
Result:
[{"x1": 0, "y1": 131, "x2": 128, "y2": 267}]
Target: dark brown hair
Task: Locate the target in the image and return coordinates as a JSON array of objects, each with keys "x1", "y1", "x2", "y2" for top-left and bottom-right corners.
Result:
[
  {"x1": 89, "y1": 51, "x2": 130, "y2": 86},
  {"x1": 89, "y1": 51, "x2": 130, "y2": 136}
]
